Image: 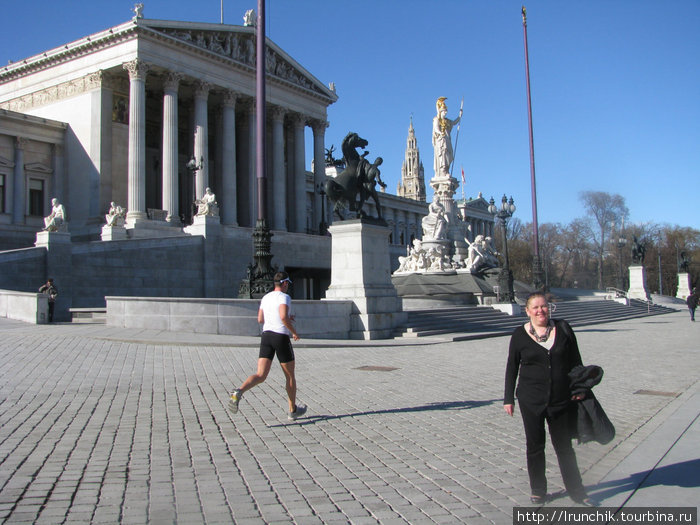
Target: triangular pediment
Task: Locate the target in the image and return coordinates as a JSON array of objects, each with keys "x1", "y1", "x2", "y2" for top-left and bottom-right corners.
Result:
[
  {"x1": 24, "y1": 162, "x2": 53, "y2": 174},
  {"x1": 463, "y1": 196, "x2": 491, "y2": 212},
  {"x1": 0, "y1": 155, "x2": 15, "y2": 169},
  {"x1": 139, "y1": 20, "x2": 337, "y2": 101}
]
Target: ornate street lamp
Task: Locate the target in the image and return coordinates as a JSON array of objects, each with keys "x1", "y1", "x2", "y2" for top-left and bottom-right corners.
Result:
[
  {"x1": 489, "y1": 194, "x2": 517, "y2": 303},
  {"x1": 186, "y1": 156, "x2": 204, "y2": 221}
]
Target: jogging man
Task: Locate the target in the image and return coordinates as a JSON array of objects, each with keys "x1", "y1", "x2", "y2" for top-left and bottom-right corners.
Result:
[{"x1": 229, "y1": 271, "x2": 307, "y2": 420}]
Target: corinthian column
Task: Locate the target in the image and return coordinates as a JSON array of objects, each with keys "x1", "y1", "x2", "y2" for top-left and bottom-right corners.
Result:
[
  {"x1": 291, "y1": 114, "x2": 306, "y2": 233},
  {"x1": 193, "y1": 81, "x2": 211, "y2": 200},
  {"x1": 311, "y1": 119, "x2": 327, "y2": 233},
  {"x1": 221, "y1": 91, "x2": 238, "y2": 225},
  {"x1": 162, "y1": 72, "x2": 182, "y2": 224},
  {"x1": 123, "y1": 59, "x2": 150, "y2": 223},
  {"x1": 12, "y1": 137, "x2": 26, "y2": 224},
  {"x1": 271, "y1": 106, "x2": 287, "y2": 230}
]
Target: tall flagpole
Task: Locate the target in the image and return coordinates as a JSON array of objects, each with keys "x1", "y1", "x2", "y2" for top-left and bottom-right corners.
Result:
[{"x1": 522, "y1": 6, "x2": 545, "y2": 290}]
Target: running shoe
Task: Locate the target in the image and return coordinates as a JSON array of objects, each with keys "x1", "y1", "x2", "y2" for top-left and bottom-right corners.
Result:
[
  {"x1": 288, "y1": 403, "x2": 307, "y2": 421},
  {"x1": 228, "y1": 390, "x2": 242, "y2": 414}
]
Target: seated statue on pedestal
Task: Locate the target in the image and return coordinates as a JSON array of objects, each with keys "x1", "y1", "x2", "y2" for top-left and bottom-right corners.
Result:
[
  {"x1": 43, "y1": 198, "x2": 67, "y2": 232},
  {"x1": 421, "y1": 196, "x2": 448, "y2": 241},
  {"x1": 105, "y1": 202, "x2": 126, "y2": 227},
  {"x1": 195, "y1": 187, "x2": 219, "y2": 217}
]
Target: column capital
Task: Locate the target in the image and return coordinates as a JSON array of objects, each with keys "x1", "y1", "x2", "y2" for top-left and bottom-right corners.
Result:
[
  {"x1": 86, "y1": 70, "x2": 108, "y2": 90},
  {"x1": 222, "y1": 90, "x2": 239, "y2": 107},
  {"x1": 310, "y1": 118, "x2": 328, "y2": 133},
  {"x1": 163, "y1": 72, "x2": 184, "y2": 92},
  {"x1": 270, "y1": 106, "x2": 286, "y2": 122},
  {"x1": 53, "y1": 143, "x2": 64, "y2": 156},
  {"x1": 15, "y1": 136, "x2": 27, "y2": 150},
  {"x1": 193, "y1": 80, "x2": 211, "y2": 99},
  {"x1": 290, "y1": 113, "x2": 307, "y2": 128},
  {"x1": 123, "y1": 59, "x2": 150, "y2": 80}
]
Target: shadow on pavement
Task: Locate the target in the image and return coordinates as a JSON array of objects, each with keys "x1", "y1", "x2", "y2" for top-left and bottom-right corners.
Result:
[
  {"x1": 589, "y1": 459, "x2": 700, "y2": 502},
  {"x1": 270, "y1": 399, "x2": 500, "y2": 427}
]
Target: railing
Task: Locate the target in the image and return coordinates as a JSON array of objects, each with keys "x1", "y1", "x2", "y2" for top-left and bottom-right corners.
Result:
[
  {"x1": 605, "y1": 287, "x2": 627, "y2": 299},
  {"x1": 607, "y1": 287, "x2": 654, "y2": 312}
]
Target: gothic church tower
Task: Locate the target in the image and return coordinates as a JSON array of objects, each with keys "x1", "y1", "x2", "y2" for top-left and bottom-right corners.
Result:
[{"x1": 396, "y1": 117, "x2": 426, "y2": 202}]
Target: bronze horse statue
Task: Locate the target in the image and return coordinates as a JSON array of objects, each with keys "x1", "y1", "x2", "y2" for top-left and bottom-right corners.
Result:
[{"x1": 325, "y1": 132, "x2": 386, "y2": 220}]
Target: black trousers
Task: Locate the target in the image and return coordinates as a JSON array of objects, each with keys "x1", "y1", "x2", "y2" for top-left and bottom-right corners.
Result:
[{"x1": 519, "y1": 403, "x2": 586, "y2": 499}]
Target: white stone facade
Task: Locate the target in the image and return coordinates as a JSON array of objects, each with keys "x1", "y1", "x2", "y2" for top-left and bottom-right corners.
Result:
[{"x1": 0, "y1": 17, "x2": 337, "y2": 240}]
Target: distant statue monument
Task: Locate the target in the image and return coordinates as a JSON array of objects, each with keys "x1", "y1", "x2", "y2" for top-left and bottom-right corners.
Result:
[
  {"x1": 432, "y1": 97, "x2": 462, "y2": 179},
  {"x1": 324, "y1": 145, "x2": 344, "y2": 168},
  {"x1": 679, "y1": 251, "x2": 690, "y2": 273},
  {"x1": 243, "y1": 9, "x2": 256, "y2": 26},
  {"x1": 421, "y1": 195, "x2": 448, "y2": 240},
  {"x1": 195, "y1": 187, "x2": 219, "y2": 217},
  {"x1": 394, "y1": 238, "x2": 460, "y2": 274},
  {"x1": 132, "y1": 3, "x2": 144, "y2": 20},
  {"x1": 105, "y1": 202, "x2": 126, "y2": 227},
  {"x1": 43, "y1": 198, "x2": 67, "y2": 232},
  {"x1": 325, "y1": 132, "x2": 385, "y2": 221},
  {"x1": 631, "y1": 236, "x2": 646, "y2": 264}
]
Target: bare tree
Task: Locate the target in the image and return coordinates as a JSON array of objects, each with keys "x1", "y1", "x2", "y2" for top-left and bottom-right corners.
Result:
[{"x1": 579, "y1": 191, "x2": 629, "y2": 289}]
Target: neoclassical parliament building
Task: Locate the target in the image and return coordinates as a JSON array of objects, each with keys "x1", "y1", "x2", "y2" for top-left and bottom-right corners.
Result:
[{"x1": 0, "y1": 9, "x2": 493, "y2": 315}]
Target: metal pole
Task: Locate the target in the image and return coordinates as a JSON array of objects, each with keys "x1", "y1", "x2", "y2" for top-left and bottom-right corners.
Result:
[
  {"x1": 522, "y1": 6, "x2": 544, "y2": 289},
  {"x1": 256, "y1": 0, "x2": 266, "y2": 223}
]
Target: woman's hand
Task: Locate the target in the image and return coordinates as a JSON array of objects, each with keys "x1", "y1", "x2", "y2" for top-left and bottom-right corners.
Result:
[{"x1": 504, "y1": 404, "x2": 514, "y2": 416}]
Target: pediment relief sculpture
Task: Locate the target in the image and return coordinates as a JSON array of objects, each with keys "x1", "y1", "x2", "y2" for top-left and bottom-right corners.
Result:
[{"x1": 157, "y1": 27, "x2": 320, "y2": 94}]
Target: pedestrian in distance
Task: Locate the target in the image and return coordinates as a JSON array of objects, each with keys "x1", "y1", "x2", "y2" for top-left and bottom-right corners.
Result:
[
  {"x1": 229, "y1": 271, "x2": 307, "y2": 421},
  {"x1": 504, "y1": 292, "x2": 597, "y2": 507},
  {"x1": 38, "y1": 278, "x2": 58, "y2": 322},
  {"x1": 686, "y1": 288, "x2": 698, "y2": 322}
]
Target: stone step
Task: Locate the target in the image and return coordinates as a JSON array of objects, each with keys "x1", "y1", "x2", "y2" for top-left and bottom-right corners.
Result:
[
  {"x1": 396, "y1": 299, "x2": 675, "y2": 338},
  {"x1": 69, "y1": 308, "x2": 107, "y2": 324}
]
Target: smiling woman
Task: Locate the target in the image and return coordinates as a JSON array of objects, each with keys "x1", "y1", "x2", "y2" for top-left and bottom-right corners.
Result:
[{"x1": 503, "y1": 292, "x2": 598, "y2": 507}]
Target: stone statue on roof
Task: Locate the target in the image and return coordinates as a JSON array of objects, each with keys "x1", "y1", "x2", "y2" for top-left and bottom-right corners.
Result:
[
  {"x1": 132, "y1": 3, "x2": 144, "y2": 20},
  {"x1": 243, "y1": 9, "x2": 256, "y2": 27}
]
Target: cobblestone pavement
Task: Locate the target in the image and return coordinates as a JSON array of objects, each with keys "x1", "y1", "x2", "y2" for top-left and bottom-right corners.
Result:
[{"x1": 0, "y1": 312, "x2": 697, "y2": 524}]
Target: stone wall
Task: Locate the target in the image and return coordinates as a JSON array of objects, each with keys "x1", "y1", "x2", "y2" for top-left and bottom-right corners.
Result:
[
  {"x1": 0, "y1": 247, "x2": 46, "y2": 291},
  {"x1": 107, "y1": 296, "x2": 353, "y2": 339},
  {"x1": 71, "y1": 236, "x2": 207, "y2": 308},
  {"x1": 0, "y1": 289, "x2": 49, "y2": 324},
  {"x1": 0, "y1": 227, "x2": 333, "y2": 320}
]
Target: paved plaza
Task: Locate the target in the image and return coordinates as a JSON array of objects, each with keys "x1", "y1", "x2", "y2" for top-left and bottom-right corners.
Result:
[{"x1": 0, "y1": 311, "x2": 698, "y2": 524}]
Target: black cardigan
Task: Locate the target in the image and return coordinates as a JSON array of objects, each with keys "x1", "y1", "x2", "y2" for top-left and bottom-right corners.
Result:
[{"x1": 504, "y1": 319, "x2": 583, "y2": 415}]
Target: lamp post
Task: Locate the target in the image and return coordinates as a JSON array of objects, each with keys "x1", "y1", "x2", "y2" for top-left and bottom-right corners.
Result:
[
  {"x1": 186, "y1": 156, "x2": 203, "y2": 221},
  {"x1": 489, "y1": 194, "x2": 516, "y2": 303},
  {"x1": 617, "y1": 235, "x2": 627, "y2": 291}
]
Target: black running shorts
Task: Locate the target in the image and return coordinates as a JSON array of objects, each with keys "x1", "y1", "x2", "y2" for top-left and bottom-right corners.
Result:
[{"x1": 259, "y1": 331, "x2": 295, "y2": 363}]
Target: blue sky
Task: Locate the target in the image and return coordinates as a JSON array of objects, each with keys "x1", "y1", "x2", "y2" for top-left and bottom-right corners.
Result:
[{"x1": 3, "y1": 1, "x2": 699, "y2": 229}]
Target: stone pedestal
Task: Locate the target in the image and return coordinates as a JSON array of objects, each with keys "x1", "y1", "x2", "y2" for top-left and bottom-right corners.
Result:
[
  {"x1": 184, "y1": 214, "x2": 223, "y2": 298},
  {"x1": 34, "y1": 230, "x2": 71, "y2": 248},
  {"x1": 101, "y1": 225, "x2": 128, "y2": 241},
  {"x1": 184, "y1": 214, "x2": 221, "y2": 238},
  {"x1": 676, "y1": 273, "x2": 691, "y2": 300},
  {"x1": 325, "y1": 219, "x2": 406, "y2": 340},
  {"x1": 34, "y1": 230, "x2": 73, "y2": 321},
  {"x1": 627, "y1": 265, "x2": 651, "y2": 301}
]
